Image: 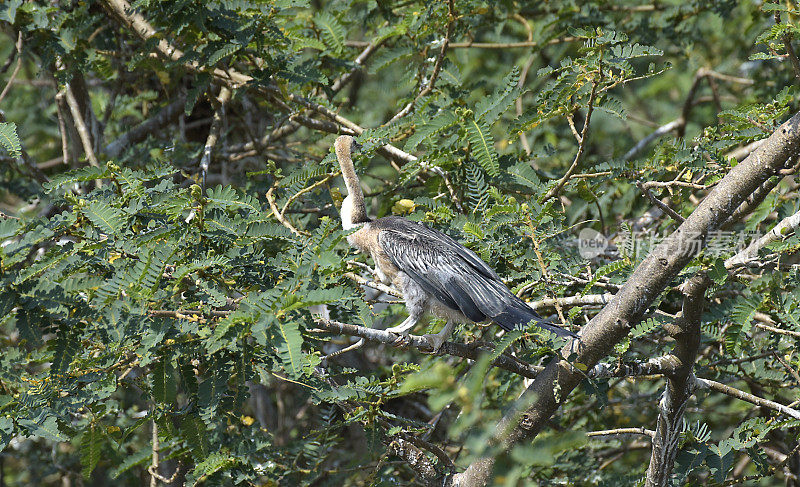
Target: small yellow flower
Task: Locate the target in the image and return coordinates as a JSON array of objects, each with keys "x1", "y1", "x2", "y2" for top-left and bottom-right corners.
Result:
[{"x1": 391, "y1": 199, "x2": 416, "y2": 215}]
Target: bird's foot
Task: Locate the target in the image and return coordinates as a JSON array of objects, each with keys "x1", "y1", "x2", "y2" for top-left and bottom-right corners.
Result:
[
  {"x1": 422, "y1": 333, "x2": 447, "y2": 353},
  {"x1": 391, "y1": 332, "x2": 414, "y2": 349}
]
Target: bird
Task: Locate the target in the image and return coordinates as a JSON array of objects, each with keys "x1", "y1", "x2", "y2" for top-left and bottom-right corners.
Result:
[{"x1": 333, "y1": 135, "x2": 576, "y2": 352}]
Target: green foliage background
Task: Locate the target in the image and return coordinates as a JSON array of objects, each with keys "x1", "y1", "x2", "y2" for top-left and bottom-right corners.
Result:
[{"x1": 0, "y1": 0, "x2": 799, "y2": 485}]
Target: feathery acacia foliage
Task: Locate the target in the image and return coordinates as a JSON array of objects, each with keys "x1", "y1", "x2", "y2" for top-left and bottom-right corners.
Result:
[{"x1": 1, "y1": 0, "x2": 800, "y2": 485}]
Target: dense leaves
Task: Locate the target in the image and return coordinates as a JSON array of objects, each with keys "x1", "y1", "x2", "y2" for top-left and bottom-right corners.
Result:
[{"x1": 0, "y1": 0, "x2": 799, "y2": 485}]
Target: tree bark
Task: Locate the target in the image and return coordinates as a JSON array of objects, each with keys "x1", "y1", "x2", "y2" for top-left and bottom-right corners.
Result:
[
  {"x1": 450, "y1": 110, "x2": 800, "y2": 487},
  {"x1": 645, "y1": 274, "x2": 708, "y2": 486}
]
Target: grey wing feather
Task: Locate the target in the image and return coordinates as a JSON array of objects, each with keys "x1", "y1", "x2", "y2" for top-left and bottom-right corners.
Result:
[{"x1": 376, "y1": 217, "x2": 576, "y2": 338}]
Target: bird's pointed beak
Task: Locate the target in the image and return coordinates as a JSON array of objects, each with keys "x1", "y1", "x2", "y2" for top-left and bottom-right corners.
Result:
[{"x1": 350, "y1": 139, "x2": 363, "y2": 153}]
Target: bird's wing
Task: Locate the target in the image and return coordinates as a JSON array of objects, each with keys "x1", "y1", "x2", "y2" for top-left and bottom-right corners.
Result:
[{"x1": 377, "y1": 219, "x2": 514, "y2": 323}]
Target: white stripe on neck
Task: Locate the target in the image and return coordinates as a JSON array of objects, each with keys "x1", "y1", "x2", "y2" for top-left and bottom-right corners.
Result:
[{"x1": 341, "y1": 194, "x2": 366, "y2": 230}]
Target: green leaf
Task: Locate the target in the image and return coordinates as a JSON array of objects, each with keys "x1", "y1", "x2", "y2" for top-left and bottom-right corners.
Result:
[
  {"x1": 464, "y1": 118, "x2": 499, "y2": 176},
  {"x1": 475, "y1": 67, "x2": 521, "y2": 125},
  {"x1": 110, "y1": 446, "x2": 152, "y2": 479},
  {"x1": 151, "y1": 357, "x2": 177, "y2": 404},
  {"x1": 19, "y1": 416, "x2": 67, "y2": 442},
  {"x1": 84, "y1": 200, "x2": 127, "y2": 235},
  {"x1": 80, "y1": 423, "x2": 102, "y2": 478},
  {"x1": 185, "y1": 452, "x2": 236, "y2": 486},
  {"x1": 182, "y1": 414, "x2": 209, "y2": 458},
  {"x1": 508, "y1": 161, "x2": 541, "y2": 190},
  {"x1": 276, "y1": 319, "x2": 304, "y2": 377},
  {"x1": 0, "y1": 417, "x2": 13, "y2": 449},
  {"x1": 314, "y1": 12, "x2": 345, "y2": 55},
  {"x1": 206, "y1": 185, "x2": 261, "y2": 214},
  {"x1": 0, "y1": 122, "x2": 21, "y2": 157},
  {"x1": 43, "y1": 166, "x2": 109, "y2": 192},
  {"x1": 708, "y1": 257, "x2": 728, "y2": 285},
  {"x1": 405, "y1": 110, "x2": 458, "y2": 150}
]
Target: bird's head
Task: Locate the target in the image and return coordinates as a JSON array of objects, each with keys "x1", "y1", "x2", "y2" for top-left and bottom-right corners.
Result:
[{"x1": 334, "y1": 135, "x2": 362, "y2": 162}]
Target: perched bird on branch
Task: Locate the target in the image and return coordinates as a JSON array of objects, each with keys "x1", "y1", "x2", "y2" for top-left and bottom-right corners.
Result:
[{"x1": 334, "y1": 135, "x2": 576, "y2": 351}]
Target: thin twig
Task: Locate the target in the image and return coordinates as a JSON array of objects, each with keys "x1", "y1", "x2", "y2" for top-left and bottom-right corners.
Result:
[
  {"x1": 266, "y1": 186, "x2": 306, "y2": 236},
  {"x1": 55, "y1": 91, "x2": 72, "y2": 167},
  {"x1": 344, "y1": 37, "x2": 577, "y2": 50},
  {"x1": 150, "y1": 421, "x2": 158, "y2": 487},
  {"x1": 280, "y1": 173, "x2": 336, "y2": 219},
  {"x1": 385, "y1": 0, "x2": 455, "y2": 124},
  {"x1": 588, "y1": 427, "x2": 655, "y2": 439},
  {"x1": 641, "y1": 180, "x2": 710, "y2": 190},
  {"x1": 315, "y1": 318, "x2": 543, "y2": 379},
  {"x1": 695, "y1": 378, "x2": 800, "y2": 420},
  {"x1": 543, "y1": 75, "x2": 600, "y2": 201},
  {"x1": 622, "y1": 119, "x2": 681, "y2": 161},
  {"x1": 344, "y1": 270, "x2": 402, "y2": 298},
  {"x1": 0, "y1": 32, "x2": 23, "y2": 105},
  {"x1": 776, "y1": 11, "x2": 800, "y2": 83},
  {"x1": 636, "y1": 181, "x2": 685, "y2": 223}
]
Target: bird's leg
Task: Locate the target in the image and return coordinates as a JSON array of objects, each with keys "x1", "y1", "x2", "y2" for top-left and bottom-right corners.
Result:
[
  {"x1": 423, "y1": 321, "x2": 456, "y2": 353},
  {"x1": 386, "y1": 315, "x2": 419, "y2": 348},
  {"x1": 386, "y1": 315, "x2": 419, "y2": 334}
]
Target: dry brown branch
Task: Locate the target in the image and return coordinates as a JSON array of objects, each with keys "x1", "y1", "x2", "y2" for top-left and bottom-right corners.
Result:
[{"x1": 266, "y1": 186, "x2": 306, "y2": 237}]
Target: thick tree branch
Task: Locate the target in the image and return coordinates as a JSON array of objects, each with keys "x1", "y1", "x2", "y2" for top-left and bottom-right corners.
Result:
[
  {"x1": 645, "y1": 274, "x2": 708, "y2": 487},
  {"x1": 451, "y1": 109, "x2": 800, "y2": 487},
  {"x1": 64, "y1": 83, "x2": 100, "y2": 167}
]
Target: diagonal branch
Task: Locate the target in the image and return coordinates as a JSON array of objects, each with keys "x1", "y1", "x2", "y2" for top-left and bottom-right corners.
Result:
[
  {"x1": 315, "y1": 318, "x2": 543, "y2": 380},
  {"x1": 104, "y1": 95, "x2": 186, "y2": 158},
  {"x1": 450, "y1": 109, "x2": 800, "y2": 487},
  {"x1": 64, "y1": 82, "x2": 100, "y2": 168},
  {"x1": 0, "y1": 31, "x2": 23, "y2": 105}
]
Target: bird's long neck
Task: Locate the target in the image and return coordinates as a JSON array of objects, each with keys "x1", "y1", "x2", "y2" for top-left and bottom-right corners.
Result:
[{"x1": 335, "y1": 139, "x2": 370, "y2": 229}]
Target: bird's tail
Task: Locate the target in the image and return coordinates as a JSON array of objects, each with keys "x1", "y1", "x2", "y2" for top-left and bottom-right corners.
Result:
[{"x1": 493, "y1": 302, "x2": 577, "y2": 338}]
